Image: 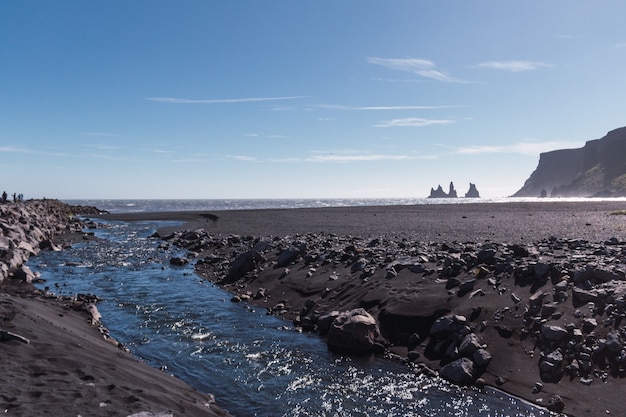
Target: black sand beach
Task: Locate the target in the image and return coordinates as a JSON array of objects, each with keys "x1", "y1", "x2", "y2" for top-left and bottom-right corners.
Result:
[
  {"x1": 3, "y1": 200, "x2": 626, "y2": 416},
  {"x1": 104, "y1": 200, "x2": 626, "y2": 416},
  {"x1": 103, "y1": 200, "x2": 626, "y2": 243}
]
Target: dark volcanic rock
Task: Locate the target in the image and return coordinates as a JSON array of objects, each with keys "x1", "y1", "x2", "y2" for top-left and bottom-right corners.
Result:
[
  {"x1": 464, "y1": 183, "x2": 480, "y2": 198},
  {"x1": 326, "y1": 308, "x2": 382, "y2": 354},
  {"x1": 428, "y1": 181, "x2": 458, "y2": 198},
  {"x1": 440, "y1": 357, "x2": 476, "y2": 385},
  {"x1": 513, "y1": 126, "x2": 626, "y2": 197}
]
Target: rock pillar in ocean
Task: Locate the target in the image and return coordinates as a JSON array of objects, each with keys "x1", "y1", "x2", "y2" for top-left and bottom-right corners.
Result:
[{"x1": 464, "y1": 183, "x2": 480, "y2": 198}]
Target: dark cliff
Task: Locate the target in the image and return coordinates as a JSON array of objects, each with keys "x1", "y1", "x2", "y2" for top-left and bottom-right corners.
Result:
[{"x1": 513, "y1": 127, "x2": 626, "y2": 197}]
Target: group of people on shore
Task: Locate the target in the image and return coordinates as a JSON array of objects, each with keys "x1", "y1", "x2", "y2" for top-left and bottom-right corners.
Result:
[{"x1": 1, "y1": 191, "x2": 24, "y2": 203}]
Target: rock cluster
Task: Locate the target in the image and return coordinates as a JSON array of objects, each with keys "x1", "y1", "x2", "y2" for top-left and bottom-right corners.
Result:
[
  {"x1": 428, "y1": 182, "x2": 480, "y2": 198},
  {"x1": 428, "y1": 182, "x2": 458, "y2": 198},
  {"x1": 0, "y1": 200, "x2": 97, "y2": 282},
  {"x1": 164, "y1": 225, "x2": 626, "y2": 401}
]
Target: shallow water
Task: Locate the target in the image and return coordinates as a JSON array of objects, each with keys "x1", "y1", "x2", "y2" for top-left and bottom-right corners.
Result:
[{"x1": 29, "y1": 219, "x2": 552, "y2": 417}]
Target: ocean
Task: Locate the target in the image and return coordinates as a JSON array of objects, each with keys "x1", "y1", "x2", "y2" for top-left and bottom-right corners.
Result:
[{"x1": 62, "y1": 196, "x2": 621, "y2": 213}]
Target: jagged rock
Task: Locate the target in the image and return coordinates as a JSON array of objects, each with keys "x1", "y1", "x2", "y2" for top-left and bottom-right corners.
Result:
[
  {"x1": 472, "y1": 349, "x2": 492, "y2": 368},
  {"x1": 440, "y1": 357, "x2": 476, "y2": 385},
  {"x1": 428, "y1": 181, "x2": 458, "y2": 198},
  {"x1": 224, "y1": 251, "x2": 262, "y2": 282},
  {"x1": 326, "y1": 308, "x2": 381, "y2": 354},
  {"x1": 582, "y1": 318, "x2": 597, "y2": 333},
  {"x1": 541, "y1": 325, "x2": 569, "y2": 342},
  {"x1": 276, "y1": 246, "x2": 303, "y2": 267},
  {"x1": 464, "y1": 183, "x2": 480, "y2": 198},
  {"x1": 458, "y1": 333, "x2": 482, "y2": 356},
  {"x1": 317, "y1": 311, "x2": 340, "y2": 336},
  {"x1": 477, "y1": 243, "x2": 498, "y2": 263},
  {"x1": 573, "y1": 265, "x2": 625, "y2": 284}
]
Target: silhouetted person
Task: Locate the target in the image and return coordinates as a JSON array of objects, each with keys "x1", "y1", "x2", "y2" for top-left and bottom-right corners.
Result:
[{"x1": 1, "y1": 191, "x2": 6, "y2": 203}]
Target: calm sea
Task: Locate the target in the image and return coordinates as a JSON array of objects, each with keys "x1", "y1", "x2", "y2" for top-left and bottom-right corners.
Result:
[{"x1": 61, "y1": 197, "x2": 609, "y2": 213}]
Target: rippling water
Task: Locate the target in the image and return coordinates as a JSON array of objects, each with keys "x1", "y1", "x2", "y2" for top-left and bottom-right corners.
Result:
[{"x1": 28, "y1": 219, "x2": 551, "y2": 417}]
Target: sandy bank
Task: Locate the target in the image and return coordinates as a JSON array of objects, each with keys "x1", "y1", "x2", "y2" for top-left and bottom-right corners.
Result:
[{"x1": 0, "y1": 200, "x2": 230, "y2": 417}]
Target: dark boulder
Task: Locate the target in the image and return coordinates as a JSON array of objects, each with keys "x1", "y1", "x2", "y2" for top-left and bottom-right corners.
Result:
[{"x1": 326, "y1": 308, "x2": 382, "y2": 354}]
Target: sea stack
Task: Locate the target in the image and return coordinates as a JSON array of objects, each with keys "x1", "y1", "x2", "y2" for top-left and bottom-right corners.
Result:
[
  {"x1": 465, "y1": 183, "x2": 480, "y2": 198},
  {"x1": 428, "y1": 182, "x2": 458, "y2": 198}
]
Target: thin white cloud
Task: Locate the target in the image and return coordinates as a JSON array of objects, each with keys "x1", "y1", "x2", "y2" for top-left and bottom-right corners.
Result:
[
  {"x1": 146, "y1": 96, "x2": 306, "y2": 104},
  {"x1": 374, "y1": 117, "x2": 456, "y2": 128},
  {"x1": 453, "y1": 140, "x2": 583, "y2": 156},
  {"x1": 307, "y1": 154, "x2": 411, "y2": 162},
  {"x1": 471, "y1": 61, "x2": 553, "y2": 72},
  {"x1": 244, "y1": 133, "x2": 286, "y2": 139},
  {"x1": 0, "y1": 146, "x2": 32, "y2": 153},
  {"x1": 272, "y1": 150, "x2": 433, "y2": 163},
  {"x1": 85, "y1": 144, "x2": 122, "y2": 151},
  {"x1": 80, "y1": 132, "x2": 123, "y2": 138},
  {"x1": 367, "y1": 57, "x2": 465, "y2": 83},
  {"x1": 229, "y1": 155, "x2": 258, "y2": 161},
  {"x1": 318, "y1": 104, "x2": 463, "y2": 111}
]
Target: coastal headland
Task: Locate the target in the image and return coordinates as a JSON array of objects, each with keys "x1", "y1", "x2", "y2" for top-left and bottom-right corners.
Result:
[
  {"x1": 104, "y1": 200, "x2": 626, "y2": 416},
  {"x1": 4, "y1": 199, "x2": 626, "y2": 416}
]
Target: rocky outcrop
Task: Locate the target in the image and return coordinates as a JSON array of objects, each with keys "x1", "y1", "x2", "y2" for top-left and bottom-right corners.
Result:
[
  {"x1": 429, "y1": 182, "x2": 480, "y2": 198},
  {"x1": 0, "y1": 200, "x2": 99, "y2": 282},
  {"x1": 323, "y1": 308, "x2": 383, "y2": 354},
  {"x1": 165, "y1": 223, "x2": 626, "y2": 408},
  {"x1": 465, "y1": 183, "x2": 480, "y2": 198},
  {"x1": 429, "y1": 182, "x2": 458, "y2": 198},
  {"x1": 513, "y1": 127, "x2": 626, "y2": 197}
]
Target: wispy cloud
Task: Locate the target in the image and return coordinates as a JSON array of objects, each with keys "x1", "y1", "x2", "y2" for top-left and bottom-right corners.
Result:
[
  {"x1": 367, "y1": 57, "x2": 465, "y2": 83},
  {"x1": 272, "y1": 150, "x2": 430, "y2": 163},
  {"x1": 229, "y1": 155, "x2": 258, "y2": 161},
  {"x1": 374, "y1": 117, "x2": 456, "y2": 128},
  {"x1": 0, "y1": 146, "x2": 32, "y2": 154},
  {"x1": 452, "y1": 140, "x2": 582, "y2": 156},
  {"x1": 244, "y1": 133, "x2": 286, "y2": 139},
  {"x1": 471, "y1": 61, "x2": 553, "y2": 72},
  {"x1": 146, "y1": 96, "x2": 306, "y2": 104},
  {"x1": 318, "y1": 104, "x2": 463, "y2": 111},
  {"x1": 80, "y1": 131, "x2": 124, "y2": 138},
  {"x1": 85, "y1": 144, "x2": 123, "y2": 151}
]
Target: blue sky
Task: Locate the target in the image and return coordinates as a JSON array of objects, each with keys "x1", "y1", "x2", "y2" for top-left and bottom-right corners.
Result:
[{"x1": 2, "y1": 1, "x2": 625, "y2": 199}]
